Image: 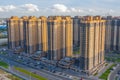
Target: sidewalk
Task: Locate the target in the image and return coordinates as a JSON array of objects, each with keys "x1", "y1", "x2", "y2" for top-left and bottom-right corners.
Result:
[{"x1": 96, "y1": 63, "x2": 113, "y2": 77}]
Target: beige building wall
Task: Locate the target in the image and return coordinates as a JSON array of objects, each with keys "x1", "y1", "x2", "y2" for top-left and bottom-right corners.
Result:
[
  {"x1": 47, "y1": 16, "x2": 73, "y2": 60},
  {"x1": 79, "y1": 16, "x2": 106, "y2": 74},
  {"x1": 7, "y1": 16, "x2": 19, "y2": 49},
  {"x1": 19, "y1": 18, "x2": 25, "y2": 48},
  {"x1": 25, "y1": 16, "x2": 37, "y2": 53},
  {"x1": 101, "y1": 20, "x2": 106, "y2": 62},
  {"x1": 37, "y1": 16, "x2": 48, "y2": 52},
  {"x1": 64, "y1": 17, "x2": 73, "y2": 57},
  {"x1": 105, "y1": 19, "x2": 112, "y2": 52},
  {"x1": 94, "y1": 20, "x2": 99, "y2": 66}
]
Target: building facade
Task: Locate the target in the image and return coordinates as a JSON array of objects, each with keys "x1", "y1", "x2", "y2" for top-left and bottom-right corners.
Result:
[
  {"x1": 79, "y1": 16, "x2": 106, "y2": 74},
  {"x1": 73, "y1": 16, "x2": 82, "y2": 47},
  {"x1": 47, "y1": 16, "x2": 73, "y2": 60},
  {"x1": 7, "y1": 16, "x2": 20, "y2": 49},
  {"x1": 7, "y1": 16, "x2": 48, "y2": 54},
  {"x1": 105, "y1": 16, "x2": 112, "y2": 52},
  {"x1": 111, "y1": 18, "x2": 120, "y2": 51},
  {"x1": 37, "y1": 16, "x2": 48, "y2": 52},
  {"x1": 24, "y1": 16, "x2": 38, "y2": 53},
  {"x1": 105, "y1": 16, "x2": 120, "y2": 52}
]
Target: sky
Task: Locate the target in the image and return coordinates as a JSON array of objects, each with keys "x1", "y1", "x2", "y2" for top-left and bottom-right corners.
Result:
[{"x1": 0, "y1": 0, "x2": 120, "y2": 17}]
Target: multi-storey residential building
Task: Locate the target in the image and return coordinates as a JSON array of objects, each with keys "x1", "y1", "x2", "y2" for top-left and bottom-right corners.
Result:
[
  {"x1": 105, "y1": 16, "x2": 120, "y2": 52},
  {"x1": 8, "y1": 16, "x2": 48, "y2": 54},
  {"x1": 111, "y1": 18, "x2": 120, "y2": 51},
  {"x1": 73, "y1": 16, "x2": 82, "y2": 47},
  {"x1": 19, "y1": 16, "x2": 28, "y2": 48},
  {"x1": 47, "y1": 16, "x2": 73, "y2": 60},
  {"x1": 79, "y1": 16, "x2": 106, "y2": 75},
  {"x1": 37, "y1": 16, "x2": 48, "y2": 52},
  {"x1": 23, "y1": 16, "x2": 38, "y2": 54},
  {"x1": 105, "y1": 16, "x2": 112, "y2": 52},
  {"x1": 7, "y1": 16, "x2": 20, "y2": 49},
  {"x1": 23, "y1": 16, "x2": 48, "y2": 54}
]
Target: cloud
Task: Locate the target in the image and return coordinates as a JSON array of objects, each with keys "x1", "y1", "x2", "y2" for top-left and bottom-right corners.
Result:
[
  {"x1": 109, "y1": 9, "x2": 114, "y2": 13},
  {"x1": 70, "y1": 8, "x2": 84, "y2": 13},
  {"x1": 21, "y1": 4, "x2": 39, "y2": 12},
  {"x1": 0, "y1": 8, "x2": 4, "y2": 12},
  {"x1": 88, "y1": 9, "x2": 95, "y2": 12},
  {"x1": 0, "y1": 3, "x2": 118, "y2": 17},
  {"x1": 51, "y1": 4, "x2": 84, "y2": 13},
  {"x1": 0, "y1": 5, "x2": 16, "y2": 12},
  {"x1": 70, "y1": 8, "x2": 77, "y2": 12},
  {"x1": 44, "y1": 4, "x2": 116, "y2": 15},
  {"x1": 0, "y1": 4, "x2": 39, "y2": 12},
  {"x1": 51, "y1": 4, "x2": 68, "y2": 12}
]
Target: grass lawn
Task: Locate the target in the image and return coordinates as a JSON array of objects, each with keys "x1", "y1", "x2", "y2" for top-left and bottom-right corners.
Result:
[
  {"x1": 105, "y1": 57, "x2": 120, "y2": 62},
  {"x1": 115, "y1": 58, "x2": 120, "y2": 62},
  {"x1": 0, "y1": 51, "x2": 7, "y2": 55},
  {"x1": 99, "y1": 64, "x2": 116, "y2": 80},
  {"x1": 14, "y1": 66, "x2": 47, "y2": 80},
  {"x1": 73, "y1": 50, "x2": 80, "y2": 54},
  {"x1": 73, "y1": 47, "x2": 80, "y2": 54},
  {"x1": 105, "y1": 63, "x2": 108, "y2": 66},
  {"x1": 0, "y1": 61, "x2": 9, "y2": 68},
  {"x1": 94, "y1": 72, "x2": 98, "y2": 76}
]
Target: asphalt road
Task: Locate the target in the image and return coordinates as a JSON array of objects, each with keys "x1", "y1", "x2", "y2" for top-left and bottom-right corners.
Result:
[{"x1": 109, "y1": 64, "x2": 120, "y2": 80}]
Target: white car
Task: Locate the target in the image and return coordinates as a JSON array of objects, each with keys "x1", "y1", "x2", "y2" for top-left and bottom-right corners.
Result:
[
  {"x1": 112, "y1": 67, "x2": 116, "y2": 70},
  {"x1": 69, "y1": 76, "x2": 72, "y2": 79},
  {"x1": 2, "y1": 48, "x2": 6, "y2": 51}
]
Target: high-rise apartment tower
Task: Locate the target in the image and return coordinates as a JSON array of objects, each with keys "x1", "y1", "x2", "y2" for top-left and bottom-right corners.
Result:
[
  {"x1": 47, "y1": 16, "x2": 73, "y2": 60},
  {"x1": 79, "y1": 16, "x2": 106, "y2": 74}
]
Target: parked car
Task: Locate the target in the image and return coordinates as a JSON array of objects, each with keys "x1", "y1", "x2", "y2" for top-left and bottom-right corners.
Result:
[
  {"x1": 113, "y1": 67, "x2": 116, "y2": 70},
  {"x1": 117, "y1": 70, "x2": 120, "y2": 75}
]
